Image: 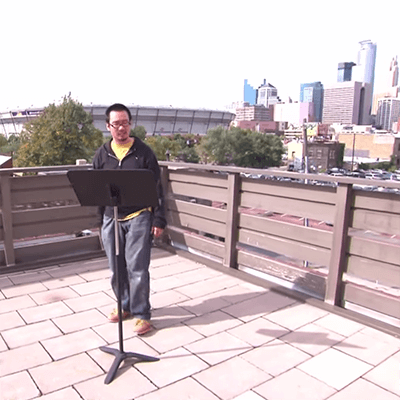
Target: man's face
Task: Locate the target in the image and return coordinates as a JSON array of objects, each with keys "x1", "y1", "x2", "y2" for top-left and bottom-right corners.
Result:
[{"x1": 107, "y1": 110, "x2": 131, "y2": 144}]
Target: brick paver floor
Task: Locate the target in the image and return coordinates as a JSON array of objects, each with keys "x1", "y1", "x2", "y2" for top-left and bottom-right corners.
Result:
[{"x1": 1, "y1": 247, "x2": 399, "y2": 400}]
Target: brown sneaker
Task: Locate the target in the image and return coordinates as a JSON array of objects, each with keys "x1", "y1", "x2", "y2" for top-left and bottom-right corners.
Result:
[
  {"x1": 108, "y1": 309, "x2": 131, "y2": 323},
  {"x1": 133, "y1": 319, "x2": 152, "y2": 335}
]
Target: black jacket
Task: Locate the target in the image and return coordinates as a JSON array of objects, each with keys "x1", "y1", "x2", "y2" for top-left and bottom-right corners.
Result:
[{"x1": 92, "y1": 137, "x2": 167, "y2": 229}]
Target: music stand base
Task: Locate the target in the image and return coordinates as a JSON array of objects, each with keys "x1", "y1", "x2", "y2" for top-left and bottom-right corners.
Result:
[{"x1": 100, "y1": 346, "x2": 159, "y2": 384}]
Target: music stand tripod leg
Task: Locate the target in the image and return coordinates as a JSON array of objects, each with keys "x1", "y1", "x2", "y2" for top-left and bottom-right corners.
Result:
[{"x1": 99, "y1": 205, "x2": 159, "y2": 385}]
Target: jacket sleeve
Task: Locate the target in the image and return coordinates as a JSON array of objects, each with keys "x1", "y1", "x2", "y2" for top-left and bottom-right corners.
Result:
[{"x1": 147, "y1": 151, "x2": 167, "y2": 229}]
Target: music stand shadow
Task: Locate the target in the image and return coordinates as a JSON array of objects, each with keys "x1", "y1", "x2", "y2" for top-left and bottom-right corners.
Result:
[{"x1": 67, "y1": 169, "x2": 160, "y2": 384}]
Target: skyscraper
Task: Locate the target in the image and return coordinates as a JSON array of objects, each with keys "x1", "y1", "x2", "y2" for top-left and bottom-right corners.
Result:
[
  {"x1": 256, "y1": 80, "x2": 279, "y2": 108},
  {"x1": 376, "y1": 98, "x2": 400, "y2": 130},
  {"x1": 300, "y1": 82, "x2": 324, "y2": 122},
  {"x1": 353, "y1": 40, "x2": 377, "y2": 89},
  {"x1": 337, "y1": 62, "x2": 356, "y2": 82},
  {"x1": 244, "y1": 79, "x2": 257, "y2": 105}
]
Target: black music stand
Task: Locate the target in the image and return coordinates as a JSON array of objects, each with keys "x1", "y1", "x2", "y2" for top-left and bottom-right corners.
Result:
[{"x1": 67, "y1": 169, "x2": 159, "y2": 384}]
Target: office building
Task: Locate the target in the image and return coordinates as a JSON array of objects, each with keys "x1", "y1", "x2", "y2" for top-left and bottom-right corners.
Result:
[
  {"x1": 337, "y1": 62, "x2": 356, "y2": 82},
  {"x1": 274, "y1": 102, "x2": 314, "y2": 125},
  {"x1": 322, "y1": 81, "x2": 373, "y2": 125},
  {"x1": 353, "y1": 40, "x2": 377, "y2": 88},
  {"x1": 376, "y1": 98, "x2": 400, "y2": 131},
  {"x1": 256, "y1": 80, "x2": 279, "y2": 108},
  {"x1": 300, "y1": 82, "x2": 324, "y2": 122},
  {"x1": 235, "y1": 104, "x2": 272, "y2": 121}
]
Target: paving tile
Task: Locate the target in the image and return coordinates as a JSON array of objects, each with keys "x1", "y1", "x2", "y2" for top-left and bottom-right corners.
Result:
[
  {"x1": 150, "y1": 274, "x2": 184, "y2": 292},
  {"x1": 185, "y1": 310, "x2": 242, "y2": 336},
  {"x1": 74, "y1": 366, "x2": 156, "y2": 400},
  {"x1": 63, "y1": 291, "x2": 115, "y2": 313},
  {"x1": 150, "y1": 260, "x2": 205, "y2": 279},
  {"x1": 327, "y1": 378, "x2": 400, "y2": 400},
  {"x1": 78, "y1": 268, "x2": 111, "y2": 281},
  {"x1": 215, "y1": 284, "x2": 265, "y2": 304},
  {"x1": 53, "y1": 309, "x2": 108, "y2": 333},
  {"x1": 241, "y1": 339, "x2": 311, "y2": 376},
  {"x1": 194, "y1": 356, "x2": 271, "y2": 400},
  {"x1": 151, "y1": 305, "x2": 196, "y2": 330},
  {"x1": 363, "y1": 350, "x2": 400, "y2": 396},
  {"x1": 136, "y1": 377, "x2": 219, "y2": 400},
  {"x1": 265, "y1": 302, "x2": 329, "y2": 330},
  {"x1": 334, "y1": 330, "x2": 400, "y2": 365},
  {"x1": 29, "y1": 353, "x2": 103, "y2": 394},
  {"x1": 0, "y1": 310, "x2": 26, "y2": 331},
  {"x1": 228, "y1": 317, "x2": 289, "y2": 347},
  {"x1": 2, "y1": 320, "x2": 62, "y2": 348},
  {"x1": 0, "y1": 370, "x2": 40, "y2": 400},
  {"x1": 0, "y1": 292, "x2": 4, "y2": 300},
  {"x1": 222, "y1": 291, "x2": 296, "y2": 323},
  {"x1": 253, "y1": 368, "x2": 336, "y2": 400},
  {"x1": 0, "y1": 335, "x2": 7, "y2": 352},
  {"x1": 0, "y1": 342, "x2": 51, "y2": 377},
  {"x1": 92, "y1": 320, "x2": 136, "y2": 344},
  {"x1": 70, "y1": 279, "x2": 111, "y2": 295},
  {"x1": 29, "y1": 287, "x2": 80, "y2": 305},
  {"x1": 231, "y1": 391, "x2": 266, "y2": 400},
  {"x1": 0, "y1": 295, "x2": 36, "y2": 314},
  {"x1": 185, "y1": 331, "x2": 252, "y2": 365},
  {"x1": 41, "y1": 328, "x2": 106, "y2": 360},
  {"x1": 1, "y1": 282, "x2": 48, "y2": 298},
  {"x1": 140, "y1": 323, "x2": 204, "y2": 353},
  {"x1": 0, "y1": 276, "x2": 13, "y2": 289},
  {"x1": 136, "y1": 346, "x2": 208, "y2": 387},
  {"x1": 313, "y1": 313, "x2": 365, "y2": 337},
  {"x1": 150, "y1": 289, "x2": 190, "y2": 309},
  {"x1": 42, "y1": 274, "x2": 86, "y2": 290},
  {"x1": 19, "y1": 301, "x2": 73, "y2": 324},
  {"x1": 38, "y1": 387, "x2": 83, "y2": 400},
  {"x1": 361, "y1": 326, "x2": 400, "y2": 348},
  {"x1": 298, "y1": 348, "x2": 372, "y2": 390},
  {"x1": 9, "y1": 270, "x2": 52, "y2": 285},
  {"x1": 176, "y1": 274, "x2": 241, "y2": 299},
  {"x1": 170, "y1": 265, "x2": 221, "y2": 286},
  {"x1": 280, "y1": 322, "x2": 345, "y2": 356},
  {"x1": 178, "y1": 290, "x2": 232, "y2": 316}
]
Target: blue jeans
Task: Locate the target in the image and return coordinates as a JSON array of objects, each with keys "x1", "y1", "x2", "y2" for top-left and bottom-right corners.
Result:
[{"x1": 101, "y1": 211, "x2": 153, "y2": 320}]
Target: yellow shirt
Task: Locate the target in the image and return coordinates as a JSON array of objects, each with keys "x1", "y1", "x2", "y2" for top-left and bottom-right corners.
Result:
[{"x1": 111, "y1": 140, "x2": 152, "y2": 221}]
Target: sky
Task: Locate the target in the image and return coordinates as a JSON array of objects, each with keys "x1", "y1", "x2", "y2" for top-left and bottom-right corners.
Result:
[{"x1": 1, "y1": 0, "x2": 399, "y2": 112}]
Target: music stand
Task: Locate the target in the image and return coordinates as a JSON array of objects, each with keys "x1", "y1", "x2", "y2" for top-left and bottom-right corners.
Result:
[{"x1": 67, "y1": 169, "x2": 160, "y2": 384}]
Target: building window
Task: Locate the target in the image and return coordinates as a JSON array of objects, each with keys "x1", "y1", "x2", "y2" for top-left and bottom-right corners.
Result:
[
  {"x1": 317, "y1": 149, "x2": 322, "y2": 159},
  {"x1": 329, "y1": 150, "x2": 335, "y2": 159}
]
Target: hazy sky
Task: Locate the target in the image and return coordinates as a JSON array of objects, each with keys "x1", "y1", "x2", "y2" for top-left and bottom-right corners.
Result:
[{"x1": 1, "y1": 0, "x2": 399, "y2": 111}]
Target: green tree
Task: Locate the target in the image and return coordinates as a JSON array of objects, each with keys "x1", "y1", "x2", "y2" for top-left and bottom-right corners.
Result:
[
  {"x1": 130, "y1": 125, "x2": 146, "y2": 141},
  {"x1": 14, "y1": 96, "x2": 103, "y2": 167},
  {"x1": 202, "y1": 126, "x2": 284, "y2": 167},
  {"x1": 146, "y1": 135, "x2": 180, "y2": 161}
]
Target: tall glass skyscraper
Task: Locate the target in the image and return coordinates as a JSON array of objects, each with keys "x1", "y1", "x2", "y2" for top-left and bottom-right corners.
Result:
[
  {"x1": 353, "y1": 40, "x2": 377, "y2": 89},
  {"x1": 244, "y1": 79, "x2": 257, "y2": 105},
  {"x1": 300, "y1": 82, "x2": 324, "y2": 122},
  {"x1": 337, "y1": 62, "x2": 356, "y2": 82}
]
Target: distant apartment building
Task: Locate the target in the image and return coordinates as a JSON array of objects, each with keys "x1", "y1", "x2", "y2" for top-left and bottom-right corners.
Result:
[
  {"x1": 300, "y1": 82, "x2": 324, "y2": 122},
  {"x1": 287, "y1": 140, "x2": 343, "y2": 172},
  {"x1": 235, "y1": 104, "x2": 273, "y2": 121},
  {"x1": 274, "y1": 102, "x2": 314, "y2": 125},
  {"x1": 376, "y1": 98, "x2": 400, "y2": 131},
  {"x1": 322, "y1": 81, "x2": 373, "y2": 125},
  {"x1": 337, "y1": 62, "x2": 356, "y2": 82},
  {"x1": 337, "y1": 132, "x2": 400, "y2": 168}
]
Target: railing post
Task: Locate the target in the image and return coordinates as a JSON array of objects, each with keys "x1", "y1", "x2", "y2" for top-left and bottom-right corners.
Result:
[
  {"x1": 160, "y1": 166, "x2": 170, "y2": 245},
  {"x1": 224, "y1": 172, "x2": 240, "y2": 269},
  {"x1": 325, "y1": 183, "x2": 353, "y2": 306},
  {"x1": 0, "y1": 173, "x2": 16, "y2": 266}
]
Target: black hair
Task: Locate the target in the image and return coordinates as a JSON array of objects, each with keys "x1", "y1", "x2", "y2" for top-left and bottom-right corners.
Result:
[{"x1": 105, "y1": 103, "x2": 132, "y2": 123}]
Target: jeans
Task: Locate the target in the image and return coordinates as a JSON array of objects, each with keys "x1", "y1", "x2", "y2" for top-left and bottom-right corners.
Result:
[{"x1": 101, "y1": 211, "x2": 153, "y2": 320}]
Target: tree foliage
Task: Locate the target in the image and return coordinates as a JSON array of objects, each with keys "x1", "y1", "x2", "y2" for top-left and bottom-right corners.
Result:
[
  {"x1": 202, "y1": 127, "x2": 284, "y2": 168},
  {"x1": 14, "y1": 96, "x2": 103, "y2": 167},
  {"x1": 130, "y1": 125, "x2": 146, "y2": 141}
]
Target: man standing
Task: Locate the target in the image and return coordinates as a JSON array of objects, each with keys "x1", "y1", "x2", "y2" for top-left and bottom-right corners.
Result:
[{"x1": 93, "y1": 103, "x2": 166, "y2": 335}]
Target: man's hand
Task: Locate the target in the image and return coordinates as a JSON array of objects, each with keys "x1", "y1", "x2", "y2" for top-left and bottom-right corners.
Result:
[{"x1": 152, "y1": 226, "x2": 164, "y2": 238}]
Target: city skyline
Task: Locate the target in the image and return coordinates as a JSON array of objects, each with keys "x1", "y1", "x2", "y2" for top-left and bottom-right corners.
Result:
[{"x1": 1, "y1": 0, "x2": 399, "y2": 112}]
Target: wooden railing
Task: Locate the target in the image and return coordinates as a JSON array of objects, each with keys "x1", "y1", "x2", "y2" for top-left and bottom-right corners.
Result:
[{"x1": 0, "y1": 163, "x2": 399, "y2": 329}]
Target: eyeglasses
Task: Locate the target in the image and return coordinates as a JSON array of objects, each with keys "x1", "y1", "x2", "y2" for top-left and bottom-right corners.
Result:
[{"x1": 109, "y1": 121, "x2": 131, "y2": 129}]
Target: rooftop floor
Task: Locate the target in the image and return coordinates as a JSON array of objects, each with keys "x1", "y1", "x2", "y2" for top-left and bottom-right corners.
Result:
[{"x1": 0, "y1": 247, "x2": 399, "y2": 400}]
